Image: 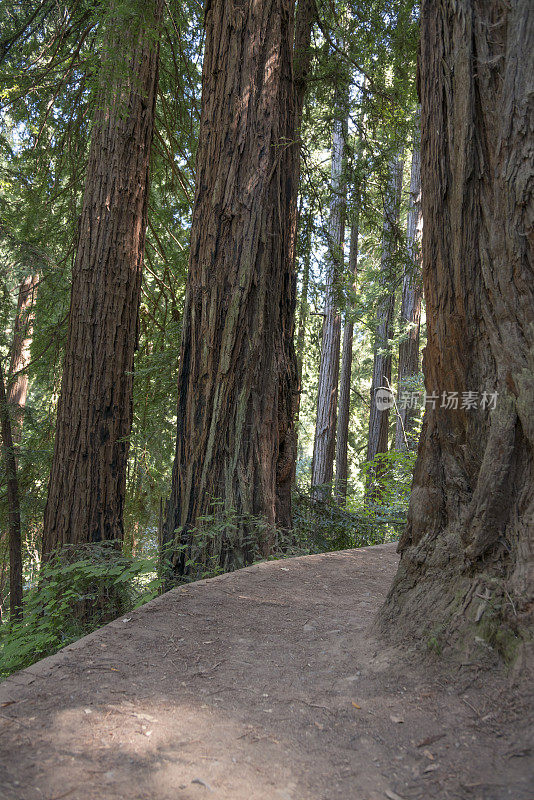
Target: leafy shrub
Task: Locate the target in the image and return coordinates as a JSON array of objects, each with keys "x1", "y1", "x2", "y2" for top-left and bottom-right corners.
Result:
[
  {"x1": 167, "y1": 502, "x2": 282, "y2": 583},
  {"x1": 0, "y1": 541, "x2": 160, "y2": 679}
]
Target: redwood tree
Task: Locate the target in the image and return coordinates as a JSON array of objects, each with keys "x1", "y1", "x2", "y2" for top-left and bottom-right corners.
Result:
[
  {"x1": 163, "y1": 0, "x2": 298, "y2": 576},
  {"x1": 395, "y1": 137, "x2": 422, "y2": 451},
  {"x1": 383, "y1": 0, "x2": 534, "y2": 651},
  {"x1": 41, "y1": 0, "x2": 162, "y2": 556},
  {"x1": 366, "y1": 157, "x2": 402, "y2": 472},
  {"x1": 7, "y1": 274, "x2": 39, "y2": 448},
  {"x1": 311, "y1": 92, "x2": 348, "y2": 498},
  {"x1": 276, "y1": 0, "x2": 316, "y2": 529},
  {"x1": 335, "y1": 206, "x2": 359, "y2": 502},
  {"x1": 0, "y1": 360, "x2": 22, "y2": 619}
]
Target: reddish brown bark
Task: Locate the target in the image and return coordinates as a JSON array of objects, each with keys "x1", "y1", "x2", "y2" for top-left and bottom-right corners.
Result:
[
  {"x1": 42, "y1": 0, "x2": 162, "y2": 556},
  {"x1": 383, "y1": 0, "x2": 534, "y2": 652},
  {"x1": 7, "y1": 274, "x2": 39, "y2": 447},
  {"x1": 276, "y1": 0, "x2": 316, "y2": 529},
  {"x1": 163, "y1": 0, "x2": 298, "y2": 576}
]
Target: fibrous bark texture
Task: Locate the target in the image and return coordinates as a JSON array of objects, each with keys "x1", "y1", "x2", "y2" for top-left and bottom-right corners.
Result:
[
  {"x1": 275, "y1": 0, "x2": 315, "y2": 529},
  {"x1": 42, "y1": 0, "x2": 162, "y2": 555},
  {"x1": 395, "y1": 138, "x2": 422, "y2": 451},
  {"x1": 382, "y1": 0, "x2": 534, "y2": 655},
  {"x1": 366, "y1": 158, "x2": 403, "y2": 468},
  {"x1": 311, "y1": 102, "x2": 347, "y2": 498},
  {"x1": 7, "y1": 274, "x2": 38, "y2": 447},
  {"x1": 163, "y1": 0, "x2": 297, "y2": 576},
  {"x1": 335, "y1": 208, "x2": 359, "y2": 503}
]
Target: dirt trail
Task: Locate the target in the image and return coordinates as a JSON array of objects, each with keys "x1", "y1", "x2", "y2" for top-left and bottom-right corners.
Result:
[{"x1": 0, "y1": 544, "x2": 532, "y2": 800}]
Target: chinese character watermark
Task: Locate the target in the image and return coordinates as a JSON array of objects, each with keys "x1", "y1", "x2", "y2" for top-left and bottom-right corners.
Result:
[{"x1": 395, "y1": 390, "x2": 498, "y2": 411}]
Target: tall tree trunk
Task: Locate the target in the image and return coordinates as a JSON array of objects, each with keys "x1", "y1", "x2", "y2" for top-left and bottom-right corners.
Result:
[
  {"x1": 163, "y1": 0, "x2": 297, "y2": 578},
  {"x1": 0, "y1": 272, "x2": 39, "y2": 620},
  {"x1": 296, "y1": 209, "x2": 312, "y2": 391},
  {"x1": 382, "y1": 0, "x2": 534, "y2": 655},
  {"x1": 7, "y1": 274, "x2": 39, "y2": 448},
  {"x1": 275, "y1": 0, "x2": 316, "y2": 529},
  {"x1": 366, "y1": 157, "x2": 403, "y2": 477},
  {"x1": 42, "y1": 0, "x2": 162, "y2": 556},
  {"x1": 0, "y1": 360, "x2": 22, "y2": 620},
  {"x1": 311, "y1": 99, "x2": 348, "y2": 498},
  {"x1": 335, "y1": 205, "x2": 359, "y2": 503},
  {"x1": 395, "y1": 136, "x2": 422, "y2": 451}
]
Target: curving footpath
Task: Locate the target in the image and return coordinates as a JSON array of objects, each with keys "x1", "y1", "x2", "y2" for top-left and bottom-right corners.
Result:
[{"x1": 0, "y1": 544, "x2": 532, "y2": 800}]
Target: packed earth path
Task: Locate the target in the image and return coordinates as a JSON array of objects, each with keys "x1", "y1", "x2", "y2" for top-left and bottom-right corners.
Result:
[{"x1": 0, "y1": 544, "x2": 532, "y2": 800}]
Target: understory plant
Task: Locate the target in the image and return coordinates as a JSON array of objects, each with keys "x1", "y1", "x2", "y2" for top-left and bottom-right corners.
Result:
[{"x1": 0, "y1": 541, "x2": 160, "y2": 678}]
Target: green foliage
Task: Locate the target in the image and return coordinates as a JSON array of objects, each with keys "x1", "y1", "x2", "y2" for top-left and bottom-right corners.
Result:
[
  {"x1": 168, "y1": 502, "x2": 281, "y2": 583},
  {"x1": 358, "y1": 447, "x2": 415, "y2": 509},
  {"x1": 0, "y1": 0, "x2": 422, "y2": 643},
  {"x1": 292, "y1": 489, "x2": 394, "y2": 553},
  {"x1": 0, "y1": 542, "x2": 160, "y2": 679}
]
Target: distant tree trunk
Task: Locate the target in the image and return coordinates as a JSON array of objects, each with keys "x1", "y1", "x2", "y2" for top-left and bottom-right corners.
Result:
[
  {"x1": 42, "y1": 0, "x2": 162, "y2": 557},
  {"x1": 311, "y1": 99, "x2": 348, "y2": 498},
  {"x1": 395, "y1": 137, "x2": 422, "y2": 451},
  {"x1": 0, "y1": 272, "x2": 39, "y2": 620},
  {"x1": 0, "y1": 360, "x2": 22, "y2": 620},
  {"x1": 275, "y1": 0, "x2": 316, "y2": 529},
  {"x1": 366, "y1": 157, "x2": 403, "y2": 476},
  {"x1": 335, "y1": 206, "x2": 359, "y2": 503},
  {"x1": 296, "y1": 209, "x2": 312, "y2": 391},
  {"x1": 7, "y1": 274, "x2": 39, "y2": 448},
  {"x1": 382, "y1": 0, "x2": 534, "y2": 654},
  {"x1": 163, "y1": 0, "x2": 297, "y2": 578}
]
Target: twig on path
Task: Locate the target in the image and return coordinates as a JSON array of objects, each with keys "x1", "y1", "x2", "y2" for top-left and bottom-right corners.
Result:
[{"x1": 461, "y1": 697, "x2": 481, "y2": 717}]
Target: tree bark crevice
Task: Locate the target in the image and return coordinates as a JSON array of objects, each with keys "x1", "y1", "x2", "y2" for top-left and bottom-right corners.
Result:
[
  {"x1": 42, "y1": 0, "x2": 163, "y2": 557},
  {"x1": 382, "y1": 0, "x2": 534, "y2": 656}
]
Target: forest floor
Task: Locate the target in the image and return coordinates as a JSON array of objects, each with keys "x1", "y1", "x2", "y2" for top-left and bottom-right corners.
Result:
[{"x1": 0, "y1": 543, "x2": 532, "y2": 800}]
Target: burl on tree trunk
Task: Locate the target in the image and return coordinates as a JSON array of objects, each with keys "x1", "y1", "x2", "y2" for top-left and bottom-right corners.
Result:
[
  {"x1": 42, "y1": 0, "x2": 162, "y2": 556},
  {"x1": 164, "y1": 0, "x2": 297, "y2": 576},
  {"x1": 382, "y1": 0, "x2": 534, "y2": 658}
]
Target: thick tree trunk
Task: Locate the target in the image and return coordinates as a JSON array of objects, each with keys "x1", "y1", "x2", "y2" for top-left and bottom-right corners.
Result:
[
  {"x1": 275, "y1": 0, "x2": 316, "y2": 529},
  {"x1": 7, "y1": 274, "x2": 38, "y2": 448},
  {"x1": 0, "y1": 361, "x2": 22, "y2": 620},
  {"x1": 311, "y1": 102, "x2": 347, "y2": 498},
  {"x1": 163, "y1": 0, "x2": 297, "y2": 577},
  {"x1": 42, "y1": 0, "x2": 162, "y2": 556},
  {"x1": 366, "y1": 158, "x2": 402, "y2": 473},
  {"x1": 395, "y1": 139, "x2": 422, "y2": 451},
  {"x1": 335, "y1": 207, "x2": 359, "y2": 503},
  {"x1": 382, "y1": 0, "x2": 534, "y2": 655}
]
